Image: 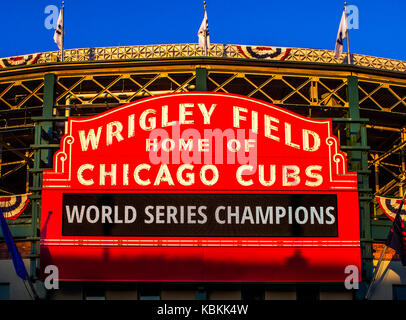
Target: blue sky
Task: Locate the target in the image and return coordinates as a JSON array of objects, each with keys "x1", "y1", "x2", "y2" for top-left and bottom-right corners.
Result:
[{"x1": 1, "y1": 0, "x2": 405, "y2": 60}]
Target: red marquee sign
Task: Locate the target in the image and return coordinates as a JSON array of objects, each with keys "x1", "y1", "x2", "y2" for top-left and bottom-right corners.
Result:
[{"x1": 40, "y1": 92, "x2": 361, "y2": 282}]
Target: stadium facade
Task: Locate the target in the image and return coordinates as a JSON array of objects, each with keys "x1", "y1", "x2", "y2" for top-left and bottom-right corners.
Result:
[{"x1": 0, "y1": 43, "x2": 406, "y2": 300}]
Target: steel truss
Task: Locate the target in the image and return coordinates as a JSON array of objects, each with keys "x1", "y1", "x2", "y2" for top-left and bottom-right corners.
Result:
[
  {"x1": 0, "y1": 54, "x2": 405, "y2": 299},
  {"x1": 1, "y1": 60, "x2": 405, "y2": 212}
]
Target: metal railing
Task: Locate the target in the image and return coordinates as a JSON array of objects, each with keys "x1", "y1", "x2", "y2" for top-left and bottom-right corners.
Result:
[{"x1": 1, "y1": 44, "x2": 405, "y2": 73}]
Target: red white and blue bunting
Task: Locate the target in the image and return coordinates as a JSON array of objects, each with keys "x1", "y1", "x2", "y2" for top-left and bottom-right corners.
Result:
[
  {"x1": 237, "y1": 45, "x2": 291, "y2": 61},
  {"x1": 0, "y1": 53, "x2": 41, "y2": 69},
  {"x1": 376, "y1": 196, "x2": 406, "y2": 222},
  {"x1": 0, "y1": 193, "x2": 30, "y2": 219}
]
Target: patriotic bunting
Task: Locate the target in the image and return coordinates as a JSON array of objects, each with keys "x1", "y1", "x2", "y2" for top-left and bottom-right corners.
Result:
[
  {"x1": 237, "y1": 45, "x2": 291, "y2": 61},
  {"x1": 377, "y1": 196, "x2": 406, "y2": 265},
  {"x1": 376, "y1": 196, "x2": 406, "y2": 222},
  {"x1": 0, "y1": 54, "x2": 41, "y2": 69},
  {"x1": 0, "y1": 193, "x2": 31, "y2": 219}
]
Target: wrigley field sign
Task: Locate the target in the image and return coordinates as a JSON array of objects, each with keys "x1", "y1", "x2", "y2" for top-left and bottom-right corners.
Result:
[{"x1": 40, "y1": 92, "x2": 361, "y2": 282}]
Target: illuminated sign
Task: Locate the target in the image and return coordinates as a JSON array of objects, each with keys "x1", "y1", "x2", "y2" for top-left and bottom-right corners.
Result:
[
  {"x1": 62, "y1": 193, "x2": 338, "y2": 237},
  {"x1": 40, "y1": 92, "x2": 361, "y2": 282}
]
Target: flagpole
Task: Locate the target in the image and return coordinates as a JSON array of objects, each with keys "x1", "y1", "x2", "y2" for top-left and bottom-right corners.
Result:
[
  {"x1": 365, "y1": 245, "x2": 386, "y2": 300},
  {"x1": 344, "y1": 2, "x2": 351, "y2": 64},
  {"x1": 0, "y1": 208, "x2": 40, "y2": 300},
  {"x1": 61, "y1": 1, "x2": 65, "y2": 62},
  {"x1": 365, "y1": 191, "x2": 406, "y2": 299},
  {"x1": 204, "y1": 1, "x2": 208, "y2": 56},
  {"x1": 24, "y1": 269, "x2": 40, "y2": 300}
]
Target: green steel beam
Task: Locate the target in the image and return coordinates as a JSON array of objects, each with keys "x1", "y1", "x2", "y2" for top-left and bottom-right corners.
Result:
[
  {"x1": 29, "y1": 73, "x2": 57, "y2": 284},
  {"x1": 313, "y1": 118, "x2": 370, "y2": 123},
  {"x1": 371, "y1": 220, "x2": 392, "y2": 241},
  {"x1": 30, "y1": 144, "x2": 60, "y2": 149},
  {"x1": 331, "y1": 118, "x2": 369, "y2": 123},
  {"x1": 347, "y1": 75, "x2": 373, "y2": 299},
  {"x1": 341, "y1": 146, "x2": 370, "y2": 151},
  {"x1": 40, "y1": 73, "x2": 56, "y2": 167},
  {"x1": 195, "y1": 67, "x2": 207, "y2": 91},
  {"x1": 31, "y1": 116, "x2": 67, "y2": 121},
  {"x1": 0, "y1": 225, "x2": 32, "y2": 239}
]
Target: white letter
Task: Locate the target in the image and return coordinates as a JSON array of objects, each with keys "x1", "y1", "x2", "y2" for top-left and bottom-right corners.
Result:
[
  {"x1": 125, "y1": 206, "x2": 137, "y2": 223},
  {"x1": 177, "y1": 164, "x2": 195, "y2": 186},
  {"x1": 198, "y1": 139, "x2": 209, "y2": 152},
  {"x1": 86, "y1": 206, "x2": 100, "y2": 223},
  {"x1": 128, "y1": 114, "x2": 135, "y2": 138},
  {"x1": 65, "y1": 205, "x2": 85, "y2": 223},
  {"x1": 144, "y1": 206, "x2": 155, "y2": 224},
  {"x1": 179, "y1": 104, "x2": 194, "y2": 125},
  {"x1": 282, "y1": 165, "x2": 300, "y2": 186},
  {"x1": 233, "y1": 106, "x2": 247, "y2": 128},
  {"x1": 285, "y1": 122, "x2": 300, "y2": 149},
  {"x1": 198, "y1": 103, "x2": 217, "y2": 124},
  {"x1": 264, "y1": 115, "x2": 279, "y2": 142},
  {"x1": 106, "y1": 121, "x2": 124, "y2": 146},
  {"x1": 227, "y1": 139, "x2": 241, "y2": 152},
  {"x1": 294, "y1": 207, "x2": 308, "y2": 224},
  {"x1": 140, "y1": 109, "x2": 157, "y2": 131},
  {"x1": 303, "y1": 129, "x2": 320, "y2": 152},
  {"x1": 162, "y1": 105, "x2": 176, "y2": 127},
  {"x1": 275, "y1": 207, "x2": 286, "y2": 224},
  {"x1": 79, "y1": 127, "x2": 102, "y2": 151},
  {"x1": 236, "y1": 165, "x2": 254, "y2": 186},
  {"x1": 77, "y1": 164, "x2": 94, "y2": 186},
  {"x1": 123, "y1": 164, "x2": 129, "y2": 186},
  {"x1": 325, "y1": 207, "x2": 336, "y2": 224},
  {"x1": 259, "y1": 165, "x2": 276, "y2": 186},
  {"x1": 154, "y1": 164, "x2": 174, "y2": 185},
  {"x1": 101, "y1": 206, "x2": 113, "y2": 223},
  {"x1": 179, "y1": 139, "x2": 193, "y2": 151},
  {"x1": 200, "y1": 165, "x2": 219, "y2": 186},
  {"x1": 134, "y1": 164, "x2": 151, "y2": 186},
  {"x1": 305, "y1": 165, "x2": 323, "y2": 187},
  {"x1": 215, "y1": 206, "x2": 226, "y2": 224},
  {"x1": 162, "y1": 139, "x2": 175, "y2": 152},
  {"x1": 146, "y1": 139, "x2": 158, "y2": 152},
  {"x1": 100, "y1": 164, "x2": 117, "y2": 186}
]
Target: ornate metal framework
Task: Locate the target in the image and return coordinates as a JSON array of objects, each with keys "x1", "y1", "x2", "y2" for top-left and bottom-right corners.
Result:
[
  {"x1": 2, "y1": 69, "x2": 405, "y2": 111},
  {"x1": 28, "y1": 44, "x2": 406, "y2": 73},
  {"x1": 1, "y1": 52, "x2": 406, "y2": 200},
  {"x1": 0, "y1": 44, "x2": 406, "y2": 298}
]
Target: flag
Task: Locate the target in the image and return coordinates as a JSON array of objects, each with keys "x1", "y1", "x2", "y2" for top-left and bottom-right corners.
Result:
[
  {"x1": 198, "y1": 4, "x2": 210, "y2": 52},
  {"x1": 376, "y1": 196, "x2": 406, "y2": 266},
  {"x1": 334, "y1": 10, "x2": 347, "y2": 59},
  {"x1": 0, "y1": 208, "x2": 28, "y2": 280},
  {"x1": 53, "y1": 8, "x2": 63, "y2": 50},
  {"x1": 386, "y1": 206, "x2": 406, "y2": 266}
]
